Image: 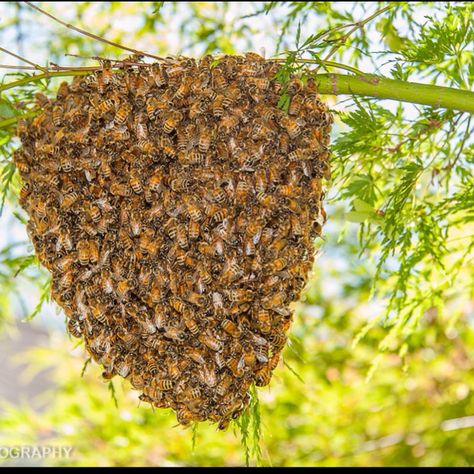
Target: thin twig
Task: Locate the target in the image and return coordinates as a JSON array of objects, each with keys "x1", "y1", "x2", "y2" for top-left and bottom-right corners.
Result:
[
  {"x1": 0, "y1": 64, "x2": 38, "y2": 70},
  {"x1": 0, "y1": 70, "x2": 91, "y2": 93},
  {"x1": 2, "y1": 58, "x2": 366, "y2": 76},
  {"x1": 320, "y1": 4, "x2": 394, "y2": 66},
  {"x1": 444, "y1": 115, "x2": 471, "y2": 171},
  {"x1": 272, "y1": 57, "x2": 369, "y2": 77},
  {"x1": 0, "y1": 46, "x2": 48, "y2": 73},
  {"x1": 24, "y1": 1, "x2": 165, "y2": 61}
]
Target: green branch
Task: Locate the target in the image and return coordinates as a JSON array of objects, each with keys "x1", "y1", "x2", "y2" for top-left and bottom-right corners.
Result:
[
  {"x1": 314, "y1": 73, "x2": 474, "y2": 114},
  {"x1": 0, "y1": 110, "x2": 40, "y2": 129},
  {"x1": 0, "y1": 70, "x2": 91, "y2": 93},
  {"x1": 2, "y1": 69, "x2": 474, "y2": 115}
]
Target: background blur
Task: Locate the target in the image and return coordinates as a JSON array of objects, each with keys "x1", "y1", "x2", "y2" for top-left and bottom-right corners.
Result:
[{"x1": 0, "y1": 1, "x2": 473, "y2": 467}]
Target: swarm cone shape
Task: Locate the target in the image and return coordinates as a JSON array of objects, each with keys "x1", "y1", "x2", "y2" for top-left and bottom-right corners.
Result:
[{"x1": 14, "y1": 54, "x2": 332, "y2": 428}]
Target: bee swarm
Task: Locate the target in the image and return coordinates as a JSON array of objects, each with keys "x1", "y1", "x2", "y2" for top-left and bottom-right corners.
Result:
[{"x1": 14, "y1": 54, "x2": 332, "y2": 429}]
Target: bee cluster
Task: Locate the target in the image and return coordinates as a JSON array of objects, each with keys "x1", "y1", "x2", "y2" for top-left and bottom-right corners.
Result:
[{"x1": 14, "y1": 54, "x2": 332, "y2": 429}]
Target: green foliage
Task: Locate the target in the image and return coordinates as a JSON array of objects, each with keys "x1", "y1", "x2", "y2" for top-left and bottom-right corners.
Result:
[{"x1": 23, "y1": 278, "x2": 51, "y2": 322}]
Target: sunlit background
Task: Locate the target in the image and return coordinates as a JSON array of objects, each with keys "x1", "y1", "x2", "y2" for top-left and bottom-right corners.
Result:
[{"x1": 0, "y1": 1, "x2": 473, "y2": 467}]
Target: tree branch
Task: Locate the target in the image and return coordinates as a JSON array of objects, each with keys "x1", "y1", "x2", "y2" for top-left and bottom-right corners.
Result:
[
  {"x1": 2, "y1": 67, "x2": 474, "y2": 115},
  {"x1": 0, "y1": 46, "x2": 48, "y2": 73},
  {"x1": 0, "y1": 110, "x2": 40, "y2": 129},
  {"x1": 314, "y1": 73, "x2": 474, "y2": 114}
]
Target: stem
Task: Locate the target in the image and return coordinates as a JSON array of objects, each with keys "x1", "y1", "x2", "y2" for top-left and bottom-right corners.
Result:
[
  {"x1": 0, "y1": 110, "x2": 40, "y2": 129},
  {"x1": 2, "y1": 69, "x2": 474, "y2": 115},
  {"x1": 322, "y1": 4, "x2": 394, "y2": 63},
  {"x1": 0, "y1": 46, "x2": 48, "y2": 73},
  {"x1": 0, "y1": 70, "x2": 91, "y2": 93},
  {"x1": 314, "y1": 73, "x2": 474, "y2": 114}
]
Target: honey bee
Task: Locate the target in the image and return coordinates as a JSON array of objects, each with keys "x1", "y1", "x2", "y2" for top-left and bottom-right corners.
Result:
[
  {"x1": 204, "y1": 203, "x2": 228, "y2": 223},
  {"x1": 199, "y1": 363, "x2": 217, "y2": 388},
  {"x1": 67, "y1": 319, "x2": 82, "y2": 338},
  {"x1": 18, "y1": 182, "x2": 31, "y2": 204},
  {"x1": 281, "y1": 116, "x2": 305, "y2": 139},
  {"x1": 245, "y1": 219, "x2": 263, "y2": 245},
  {"x1": 117, "y1": 227, "x2": 133, "y2": 251},
  {"x1": 269, "y1": 332, "x2": 287, "y2": 352},
  {"x1": 207, "y1": 186, "x2": 227, "y2": 204},
  {"x1": 88, "y1": 240, "x2": 99, "y2": 264},
  {"x1": 164, "y1": 325, "x2": 186, "y2": 342},
  {"x1": 288, "y1": 94, "x2": 304, "y2": 116},
  {"x1": 169, "y1": 297, "x2": 186, "y2": 314},
  {"x1": 87, "y1": 203, "x2": 101, "y2": 223},
  {"x1": 174, "y1": 76, "x2": 192, "y2": 100},
  {"x1": 35, "y1": 142, "x2": 56, "y2": 155},
  {"x1": 54, "y1": 254, "x2": 75, "y2": 272},
  {"x1": 248, "y1": 77, "x2": 270, "y2": 91},
  {"x1": 182, "y1": 310, "x2": 199, "y2": 335},
  {"x1": 279, "y1": 132, "x2": 290, "y2": 154},
  {"x1": 134, "y1": 114, "x2": 148, "y2": 141},
  {"x1": 116, "y1": 279, "x2": 131, "y2": 300},
  {"x1": 56, "y1": 81, "x2": 69, "y2": 100},
  {"x1": 77, "y1": 239, "x2": 90, "y2": 266},
  {"x1": 255, "y1": 365, "x2": 272, "y2": 387},
  {"x1": 243, "y1": 238, "x2": 256, "y2": 256},
  {"x1": 267, "y1": 257, "x2": 287, "y2": 273},
  {"x1": 212, "y1": 95, "x2": 225, "y2": 117},
  {"x1": 185, "y1": 346, "x2": 206, "y2": 365},
  {"x1": 114, "y1": 101, "x2": 132, "y2": 125},
  {"x1": 176, "y1": 223, "x2": 188, "y2": 249},
  {"x1": 262, "y1": 291, "x2": 287, "y2": 311},
  {"x1": 234, "y1": 179, "x2": 250, "y2": 205},
  {"x1": 15, "y1": 159, "x2": 30, "y2": 175},
  {"x1": 185, "y1": 291, "x2": 206, "y2": 308},
  {"x1": 94, "y1": 70, "x2": 105, "y2": 94},
  {"x1": 256, "y1": 191, "x2": 278, "y2": 208},
  {"x1": 145, "y1": 96, "x2": 161, "y2": 119},
  {"x1": 110, "y1": 181, "x2": 130, "y2": 197},
  {"x1": 148, "y1": 169, "x2": 165, "y2": 193},
  {"x1": 97, "y1": 98, "x2": 116, "y2": 115},
  {"x1": 129, "y1": 171, "x2": 143, "y2": 194},
  {"x1": 221, "y1": 319, "x2": 242, "y2": 338},
  {"x1": 188, "y1": 220, "x2": 200, "y2": 240},
  {"x1": 288, "y1": 148, "x2": 307, "y2": 161},
  {"x1": 143, "y1": 352, "x2": 159, "y2": 375},
  {"x1": 268, "y1": 237, "x2": 287, "y2": 254},
  {"x1": 198, "y1": 332, "x2": 222, "y2": 352},
  {"x1": 242, "y1": 344, "x2": 257, "y2": 369},
  {"x1": 135, "y1": 75, "x2": 149, "y2": 108},
  {"x1": 176, "y1": 407, "x2": 196, "y2": 426},
  {"x1": 256, "y1": 309, "x2": 272, "y2": 334},
  {"x1": 161, "y1": 135, "x2": 177, "y2": 157},
  {"x1": 110, "y1": 127, "x2": 130, "y2": 141},
  {"x1": 260, "y1": 227, "x2": 274, "y2": 246},
  {"x1": 52, "y1": 105, "x2": 63, "y2": 126},
  {"x1": 226, "y1": 355, "x2": 245, "y2": 378},
  {"x1": 16, "y1": 118, "x2": 28, "y2": 136},
  {"x1": 35, "y1": 92, "x2": 50, "y2": 108},
  {"x1": 287, "y1": 77, "x2": 304, "y2": 95},
  {"x1": 218, "y1": 114, "x2": 240, "y2": 136},
  {"x1": 170, "y1": 176, "x2": 191, "y2": 192},
  {"x1": 91, "y1": 301, "x2": 108, "y2": 324},
  {"x1": 198, "y1": 126, "x2": 212, "y2": 153},
  {"x1": 240, "y1": 63, "x2": 262, "y2": 77},
  {"x1": 150, "y1": 63, "x2": 167, "y2": 87},
  {"x1": 163, "y1": 111, "x2": 183, "y2": 134}
]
